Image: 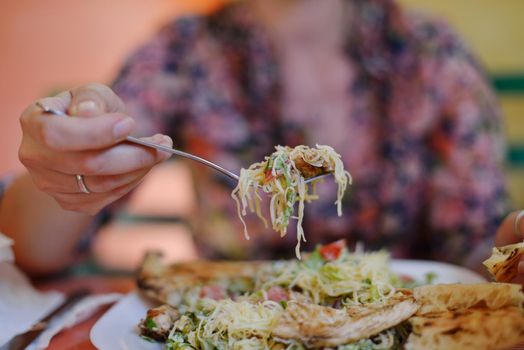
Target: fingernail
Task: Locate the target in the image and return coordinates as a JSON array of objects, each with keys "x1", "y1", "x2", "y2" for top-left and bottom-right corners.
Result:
[
  {"x1": 71, "y1": 100, "x2": 98, "y2": 116},
  {"x1": 519, "y1": 261, "x2": 524, "y2": 274},
  {"x1": 113, "y1": 118, "x2": 134, "y2": 139}
]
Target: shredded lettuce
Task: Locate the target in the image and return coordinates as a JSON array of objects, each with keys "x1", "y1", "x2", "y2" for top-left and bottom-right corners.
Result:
[
  {"x1": 256, "y1": 246, "x2": 399, "y2": 306},
  {"x1": 145, "y1": 318, "x2": 158, "y2": 330},
  {"x1": 166, "y1": 301, "x2": 284, "y2": 350}
]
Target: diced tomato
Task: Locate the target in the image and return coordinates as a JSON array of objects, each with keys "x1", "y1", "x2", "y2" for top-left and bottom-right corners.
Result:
[
  {"x1": 264, "y1": 168, "x2": 286, "y2": 183},
  {"x1": 267, "y1": 286, "x2": 289, "y2": 302},
  {"x1": 399, "y1": 274, "x2": 414, "y2": 283},
  {"x1": 199, "y1": 285, "x2": 227, "y2": 300},
  {"x1": 264, "y1": 170, "x2": 275, "y2": 183},
  {"x1": 319, "y1": 239, "x2": 346, "y2": 261}
]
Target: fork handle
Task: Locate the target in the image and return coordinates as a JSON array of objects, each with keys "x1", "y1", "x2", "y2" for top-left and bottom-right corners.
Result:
[{"x1": 125, "y1": 136, "x2": 240, "y2": 181}]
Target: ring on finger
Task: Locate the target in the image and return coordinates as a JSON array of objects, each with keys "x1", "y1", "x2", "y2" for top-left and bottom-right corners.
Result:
[
  {"x1": 513, "y1": 210, "x2": 524, "y2": 240},
  {"x1": 76, "y1": 174, "x2": 91, "y2": 194}
]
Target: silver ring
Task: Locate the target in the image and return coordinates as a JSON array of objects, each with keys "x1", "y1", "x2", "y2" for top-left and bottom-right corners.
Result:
[
  {"x1": 514, "y1": 210, "x2": 524, "y2": 239},
  {"x1": 76, "y1": 174, "x2": 91, "y2": 194}
]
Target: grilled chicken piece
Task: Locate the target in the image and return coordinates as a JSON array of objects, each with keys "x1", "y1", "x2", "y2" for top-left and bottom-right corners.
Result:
[
  {"x1": 292, "y1": 156, "x2": 327, "y2": 179},
  {"x1": 139, "y1": 305, "x2": 179, "y2": 341},
  {"x1": 274, "y1": 296, "x2": 419, "y2": 348}
]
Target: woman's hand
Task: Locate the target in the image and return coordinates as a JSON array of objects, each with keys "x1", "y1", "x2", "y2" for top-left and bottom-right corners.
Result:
[
  {"x1": 19, "y1": 83, "x2": 172, "y2": 216},
  {"x1": 494, "y1": 210, "x2": 524, "y2": 284}
]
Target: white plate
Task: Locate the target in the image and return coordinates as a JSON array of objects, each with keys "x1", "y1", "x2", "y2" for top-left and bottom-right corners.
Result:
[
  {"x1": 389, "y1": 259, "x2": 485, "y2": 284},
  {"x1": 90, "y1": 259, "x2": 485, "y2": 350},
  {"x1": 90, "y1": 290, "x2": 160, "y2": 350}
]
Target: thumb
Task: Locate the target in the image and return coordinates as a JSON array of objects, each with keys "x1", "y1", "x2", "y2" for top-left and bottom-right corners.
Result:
[{"x1": 68, "y1": 83, "x2": 125, "y2": 118}]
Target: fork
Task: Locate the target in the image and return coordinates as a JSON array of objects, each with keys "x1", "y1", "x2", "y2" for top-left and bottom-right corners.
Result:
[{"x1": 37, "y1": 103, "x2": 330, "y2": 184}]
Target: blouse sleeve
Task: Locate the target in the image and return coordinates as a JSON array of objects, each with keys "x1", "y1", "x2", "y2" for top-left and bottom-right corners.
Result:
[{"x1": 425, "y1": 31, "x2": 509, "y2": 269}]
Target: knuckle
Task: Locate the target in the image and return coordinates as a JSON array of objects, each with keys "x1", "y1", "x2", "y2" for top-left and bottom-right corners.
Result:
[
  {"x1": 85, "y1": 82, "x2": 111, "y2": 92},
  {"x1": 18, "y1": 148, "x2": 40, "y2": 169},
  {"x1": 20, "y1": 109, "x2": 43, "y2": 138},
  {"x1": 93, "y1": 83, "x2": 117, "y2": 100},
  {"x1": 83, "y1": 83, "x2": 114, "y2": 100},
  {"x1": 38, "y1": 122, "x2": 59, "y2": 149},
  {"x1": 20, "y1": 102, "x2": 40, "y2": 128},
  {"x1": 19, "y1": 112, "x2": 30, "y2": 130},
  {"x1": 18, "y1": 148, "x2": 32, "y2": 166},
  {"x1": 83, "y1": 83, "x2": 123, "y2": 112}
]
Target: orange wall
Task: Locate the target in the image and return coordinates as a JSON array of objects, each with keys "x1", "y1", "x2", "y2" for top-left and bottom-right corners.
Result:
[{"x1": 0, "y1": 0, "x2": 223, "y2": 174}]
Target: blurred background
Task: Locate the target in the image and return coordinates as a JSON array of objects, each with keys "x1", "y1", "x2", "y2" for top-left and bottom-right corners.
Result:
[{"x1": 1, "y1": 0, "x2": 523, "y2": 271}]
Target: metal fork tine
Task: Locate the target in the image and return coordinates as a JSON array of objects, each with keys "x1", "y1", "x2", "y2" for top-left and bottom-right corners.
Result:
[{"x1": 304, "y1": 172, "x2": 332, "y2": 184}]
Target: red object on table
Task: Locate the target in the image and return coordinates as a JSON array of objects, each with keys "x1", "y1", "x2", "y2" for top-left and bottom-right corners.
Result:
[{"x1": 36, "y1": 276, "x2": 134, "y2": 350}]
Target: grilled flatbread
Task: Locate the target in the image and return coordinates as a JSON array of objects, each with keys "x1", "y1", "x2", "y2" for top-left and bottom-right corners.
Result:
[
  {"x1": 408, "y1": 283, "x2": 524, "y2": 349},
  {"x1": 413, "y1": 283, "x2": 524, "y2": 314},
  {"x1": 274, "y1": 296, "x2": 418, "y2": 347},
  {"x1": 483, "y1": 242, "x2": 524, "y2": 282},
  {"x1": 405, "y1": 307, "x2": 524, "y2": 350}
]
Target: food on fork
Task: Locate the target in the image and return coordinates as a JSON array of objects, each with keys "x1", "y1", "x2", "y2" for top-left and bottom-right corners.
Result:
[{"x1": 232, "y1": 145, "x2": 352, "y2": 258}]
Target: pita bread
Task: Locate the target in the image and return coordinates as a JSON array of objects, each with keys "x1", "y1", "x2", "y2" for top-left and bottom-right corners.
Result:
[
  {"x1": 483, "y1": 242, "x2": 524, "y2": 282},
  {"x1": 273, "y1": 295, "x2": 418, "y2": 347},
  {"x1": 413, "y1": 283, "x2": 524, "y2": 315},
  {"x1": 405, "y1": 307, "x2": 524, "y2": 350}
]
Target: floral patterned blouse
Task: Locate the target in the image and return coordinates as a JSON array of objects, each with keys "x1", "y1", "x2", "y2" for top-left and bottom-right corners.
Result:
[{"x1": 8, "y1": 0, "x2": 509, "y2": 268}]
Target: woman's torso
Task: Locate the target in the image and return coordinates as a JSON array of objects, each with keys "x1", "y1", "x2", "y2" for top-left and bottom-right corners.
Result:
[{"x1": 112, "y1": 1, "x2": 506, "y2": 263}]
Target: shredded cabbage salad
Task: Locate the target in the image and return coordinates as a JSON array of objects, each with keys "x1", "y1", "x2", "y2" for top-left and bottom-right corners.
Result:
[
  {"x1": 151, "y1": 242, "x2": 414, "y2": 350},
  {"x1": 165, "y1": 300, "x2": 284, "y2": 350},
  {"x1": 231, "y1": 145, "x2": 352, "y2": 258},
  {"x1": 255, "y1": 242, "x2": 402, "y2": 306}
]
